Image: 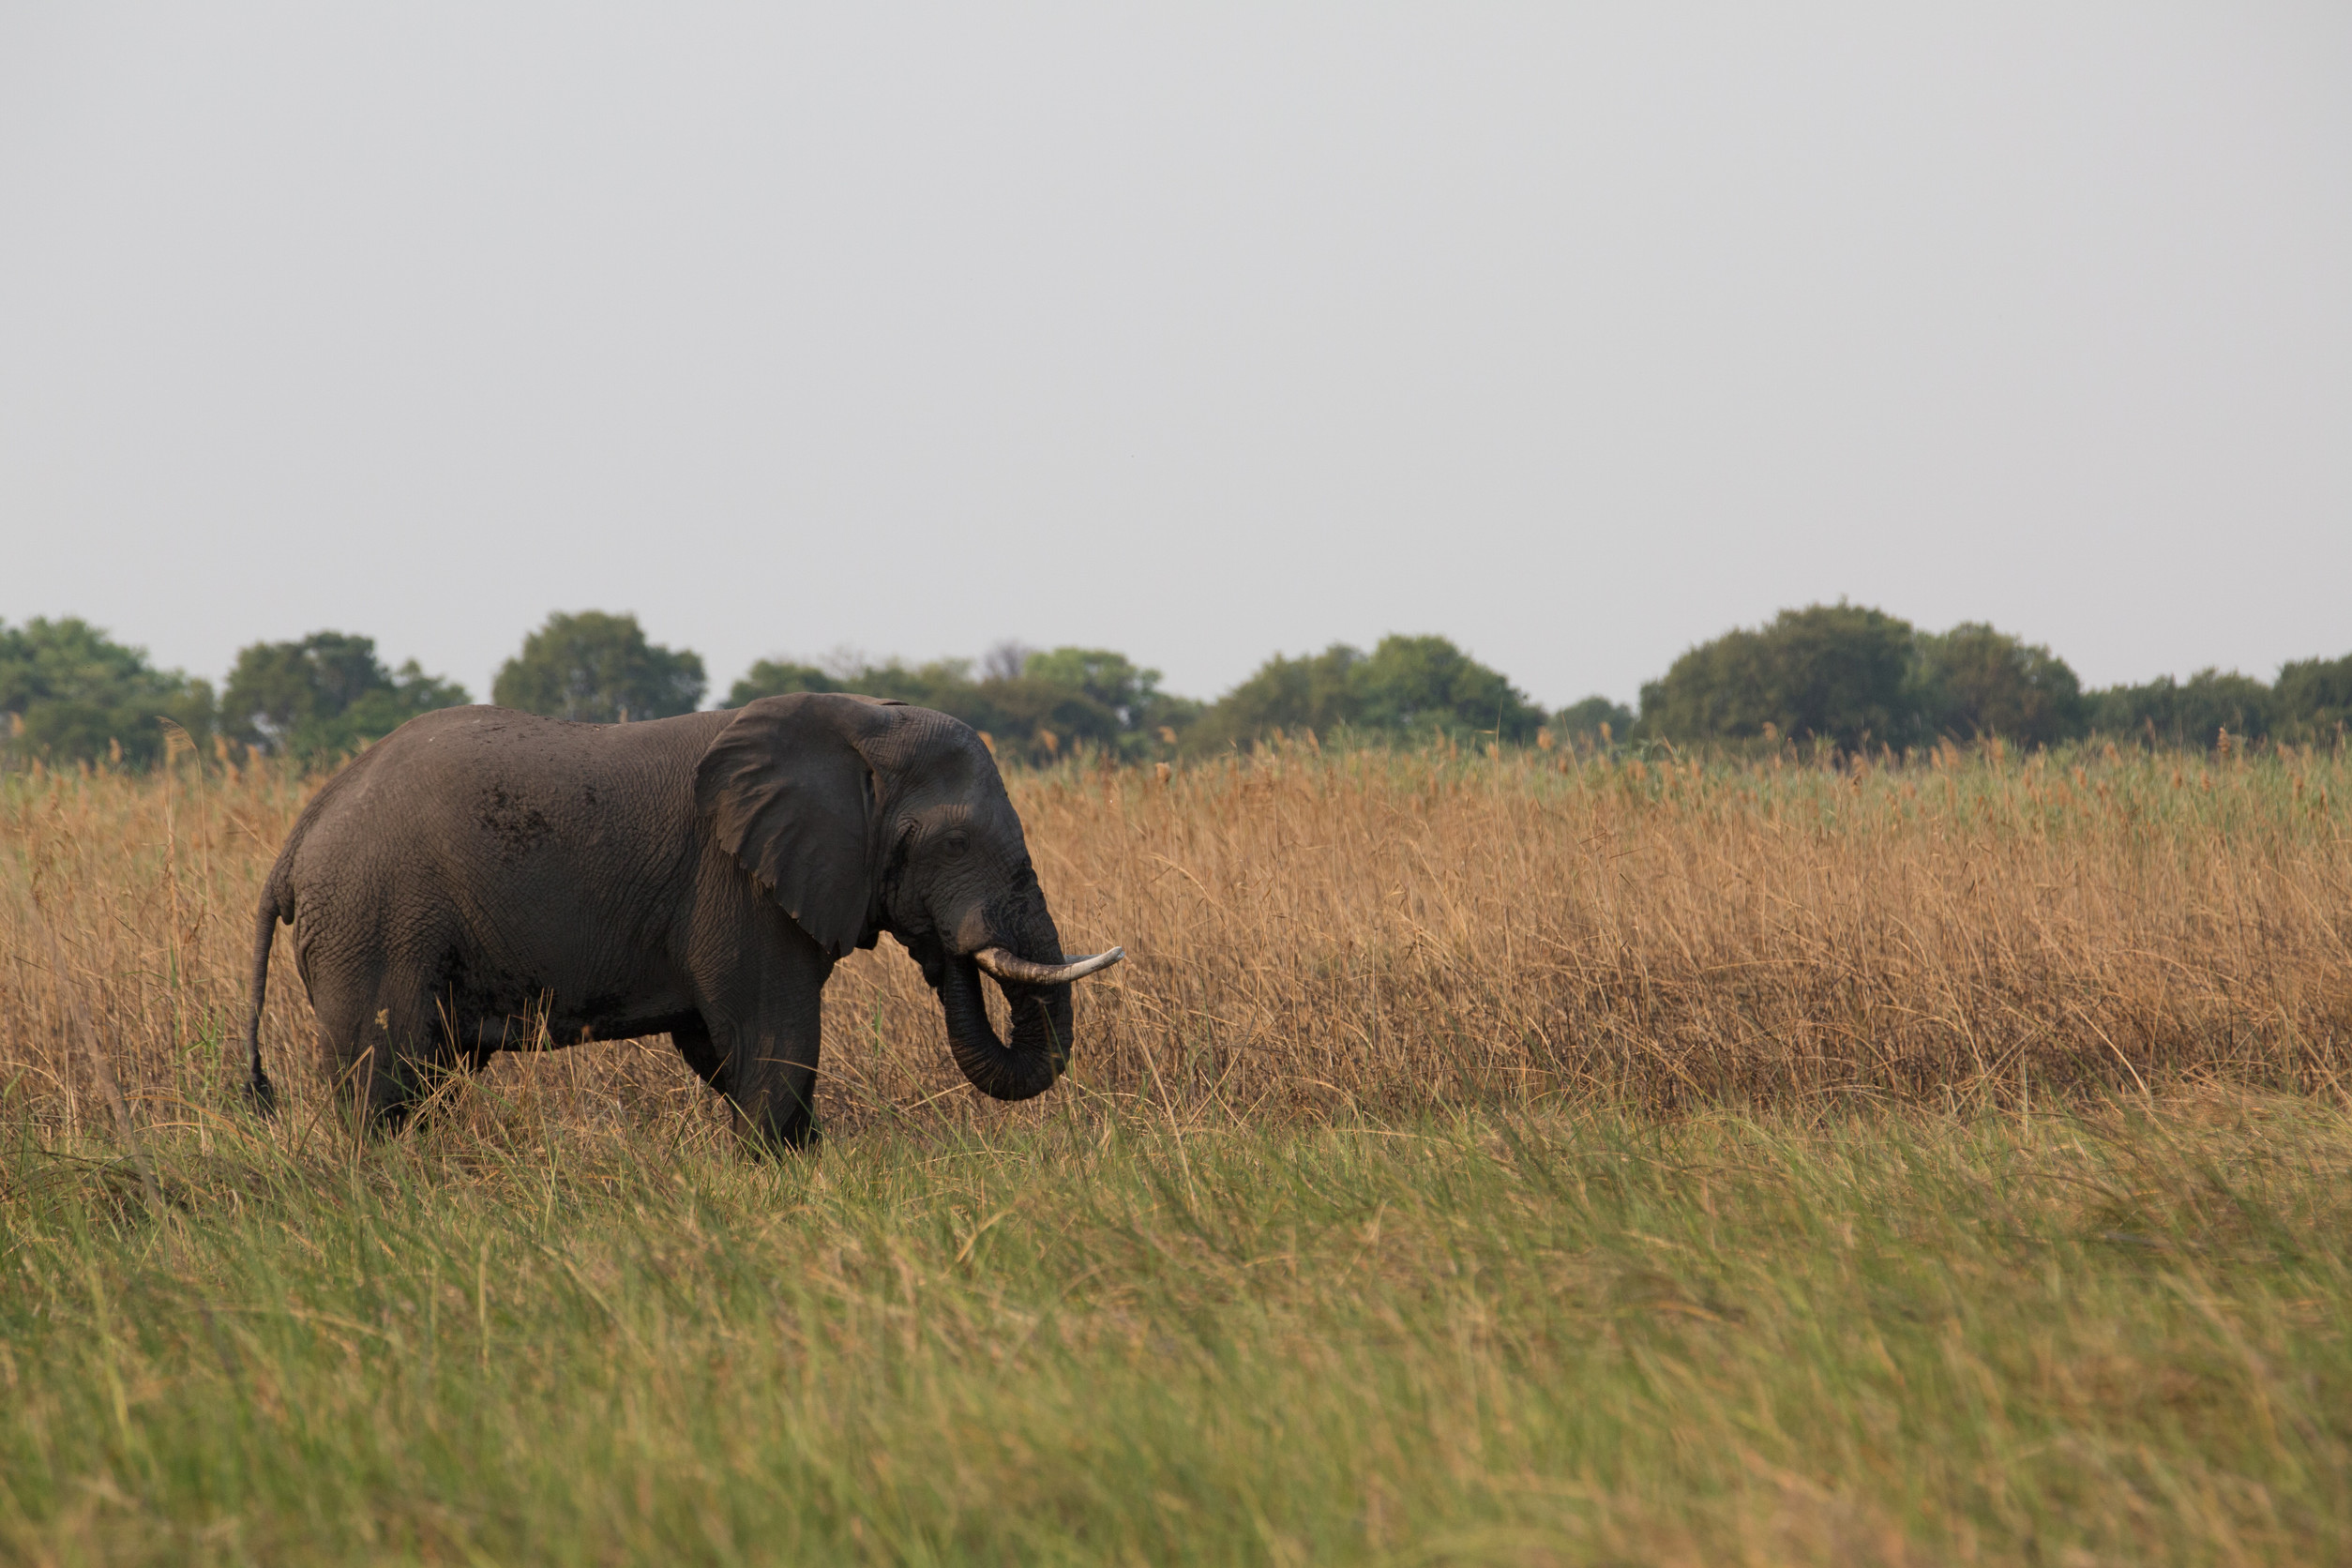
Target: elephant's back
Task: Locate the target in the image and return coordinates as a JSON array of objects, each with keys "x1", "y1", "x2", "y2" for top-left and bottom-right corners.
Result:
[
  {"x1": 361, "y1": 704, "x2": 731, "y2": 775},
  {"x1": 286, "y1": 705, "x2": 732, "y2": 913}
]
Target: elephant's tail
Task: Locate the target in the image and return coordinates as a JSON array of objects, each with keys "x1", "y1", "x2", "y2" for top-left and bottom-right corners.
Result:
[{"x1": 243, "y1": 856, "x2": 294, "y2": 1115}]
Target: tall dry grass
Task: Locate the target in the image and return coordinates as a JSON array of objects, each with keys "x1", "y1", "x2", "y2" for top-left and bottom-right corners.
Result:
[{"x1": 3, "y1": 738, "x2": 2349, "y2": 1145}]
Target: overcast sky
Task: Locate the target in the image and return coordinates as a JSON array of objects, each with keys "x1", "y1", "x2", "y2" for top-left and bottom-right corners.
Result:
[{"x1": 4, "y1": 5, "x2": 2346, "y2": 709}]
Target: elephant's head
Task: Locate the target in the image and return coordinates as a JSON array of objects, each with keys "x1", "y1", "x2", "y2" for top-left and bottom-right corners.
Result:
[{"x1": 694, "y1": 692, "x2": 1122, "y2": 1100}]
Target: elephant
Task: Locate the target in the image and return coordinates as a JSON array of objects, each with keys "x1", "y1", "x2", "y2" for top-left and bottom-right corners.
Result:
[{"x1": 239, "y1": 693, "x2": 1122, "y2": 1149}]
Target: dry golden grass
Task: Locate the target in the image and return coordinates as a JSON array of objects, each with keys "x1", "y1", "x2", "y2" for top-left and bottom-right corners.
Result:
[
  {"x1": 3, "y1": 739, "x2": 2349, "y2": 1141},
  {"x1": 8, "y1": 739, "x2": 2352, "y2": 1564}
]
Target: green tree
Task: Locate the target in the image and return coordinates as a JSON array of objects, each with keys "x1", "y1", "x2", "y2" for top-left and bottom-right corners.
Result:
[
  {"x1": 1554, "y1": 696, "x2": 1635, "y2": 746},
  {"x1": 1639, "y1": 603, "x2": 1921, "y2": 751},
  {"x1": 1186, "y1": 635, "x2": 1539, "y2": 752},
  {"x1": 846, "y1": 659, "x2": 985, "y2": 712},
  {"x1": 1352, "y1": 635, "x2": 1545, "y2": 741},
  {"x1": 1184, "y1": 644, "x2": 1365, "y2": 752},
  {"x1": 2088, "y1": 670, "x2": 2273, "y2": 749},
  {"x1": 492, "y1": 611, "x2": 705, "y2": 723},
  {"x1": 967, "y1": 675, "x2": 1123, "y2": 761},
  {"x1": 725, "y1": 660, "x2": 837, "y2": 705},
  {"x1": 0, "y1": 617, "x2": 214, "y2": 768},
  {"x1": 1020, "y1": 647, "x2": 1201, "y2": 746},
  {"x1": 1914, "y1": 624, "x2": 2087, "y2": 746},
  {"x1": 2271, "y1": 653, "x2": 2352, "y2": 745},
  {"x1": 731, "y1": 646, "x2": 1195, "y2": 765},
  {"x1": 221, "y1": 631, "x2": 469, "y2": 760},
  {"x1": 1022, "y1": 648, "x2": 1155, "y2": 726}
]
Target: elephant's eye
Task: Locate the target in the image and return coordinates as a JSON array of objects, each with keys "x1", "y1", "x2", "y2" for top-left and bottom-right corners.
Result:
[{"x1": 942, "y1": 830, "x2": 971, "y2": 858}]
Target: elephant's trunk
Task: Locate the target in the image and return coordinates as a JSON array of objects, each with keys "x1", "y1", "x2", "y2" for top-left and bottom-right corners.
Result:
[{"x1": 937, "y1": 953, "x2": 1071, "y2": 1102}]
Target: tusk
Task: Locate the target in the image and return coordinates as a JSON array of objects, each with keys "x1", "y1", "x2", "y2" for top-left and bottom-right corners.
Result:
[{"x1": 973, "y1": 946, "x2": 1125, "y2": 986}]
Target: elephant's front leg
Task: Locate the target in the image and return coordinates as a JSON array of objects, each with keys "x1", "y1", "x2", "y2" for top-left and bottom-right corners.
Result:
[
  {"x1": 702, "y1": 933, "x2": 833, "y2": 1153},
  {"x1": 671, "y1": 1017, "x2": 729, "y2": 1093}
]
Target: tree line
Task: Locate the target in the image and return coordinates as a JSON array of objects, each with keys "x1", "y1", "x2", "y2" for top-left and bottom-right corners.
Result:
[
  {"x1": 1627, "y1": 604, "x2": 2349, "y2": 753},
  {"x1": 4, "y1": 602, "x2": 2346, "y2": 771}
]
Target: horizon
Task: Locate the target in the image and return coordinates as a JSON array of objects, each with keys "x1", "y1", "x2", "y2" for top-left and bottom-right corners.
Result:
[{"x1": 4, "y1": 598, "x2": 2341, "y2": 717}]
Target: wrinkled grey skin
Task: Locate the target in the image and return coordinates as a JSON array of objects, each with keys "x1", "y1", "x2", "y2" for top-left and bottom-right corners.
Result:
[{"x1": 242, "y1": 693, "x2": 1082, "y2": 1150}]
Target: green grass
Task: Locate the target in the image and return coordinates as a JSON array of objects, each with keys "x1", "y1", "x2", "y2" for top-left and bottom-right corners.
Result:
[{"x1": 6, "y1": 1097, "x2": 2351, "y2": 1565}]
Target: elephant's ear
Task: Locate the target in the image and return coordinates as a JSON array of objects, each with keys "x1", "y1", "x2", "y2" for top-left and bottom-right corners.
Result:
[{"x1": 694, "y1": 693, "x2": 906, "y2": 957}]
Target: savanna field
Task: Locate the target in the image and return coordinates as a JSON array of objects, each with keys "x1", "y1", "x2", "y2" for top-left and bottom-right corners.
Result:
[{"x1": 5, "y1": 738, "x2": 2351, "y2": 1564}]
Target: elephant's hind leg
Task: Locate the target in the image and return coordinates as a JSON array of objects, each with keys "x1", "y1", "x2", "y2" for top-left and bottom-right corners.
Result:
[{"x1": 309, "y1": 974, "x2": 469, "y2": 1137}]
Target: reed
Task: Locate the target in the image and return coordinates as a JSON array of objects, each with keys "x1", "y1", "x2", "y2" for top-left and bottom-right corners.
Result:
[{"x1": 2, "y1": 739, "x2": 2346, "y2": 1142}]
